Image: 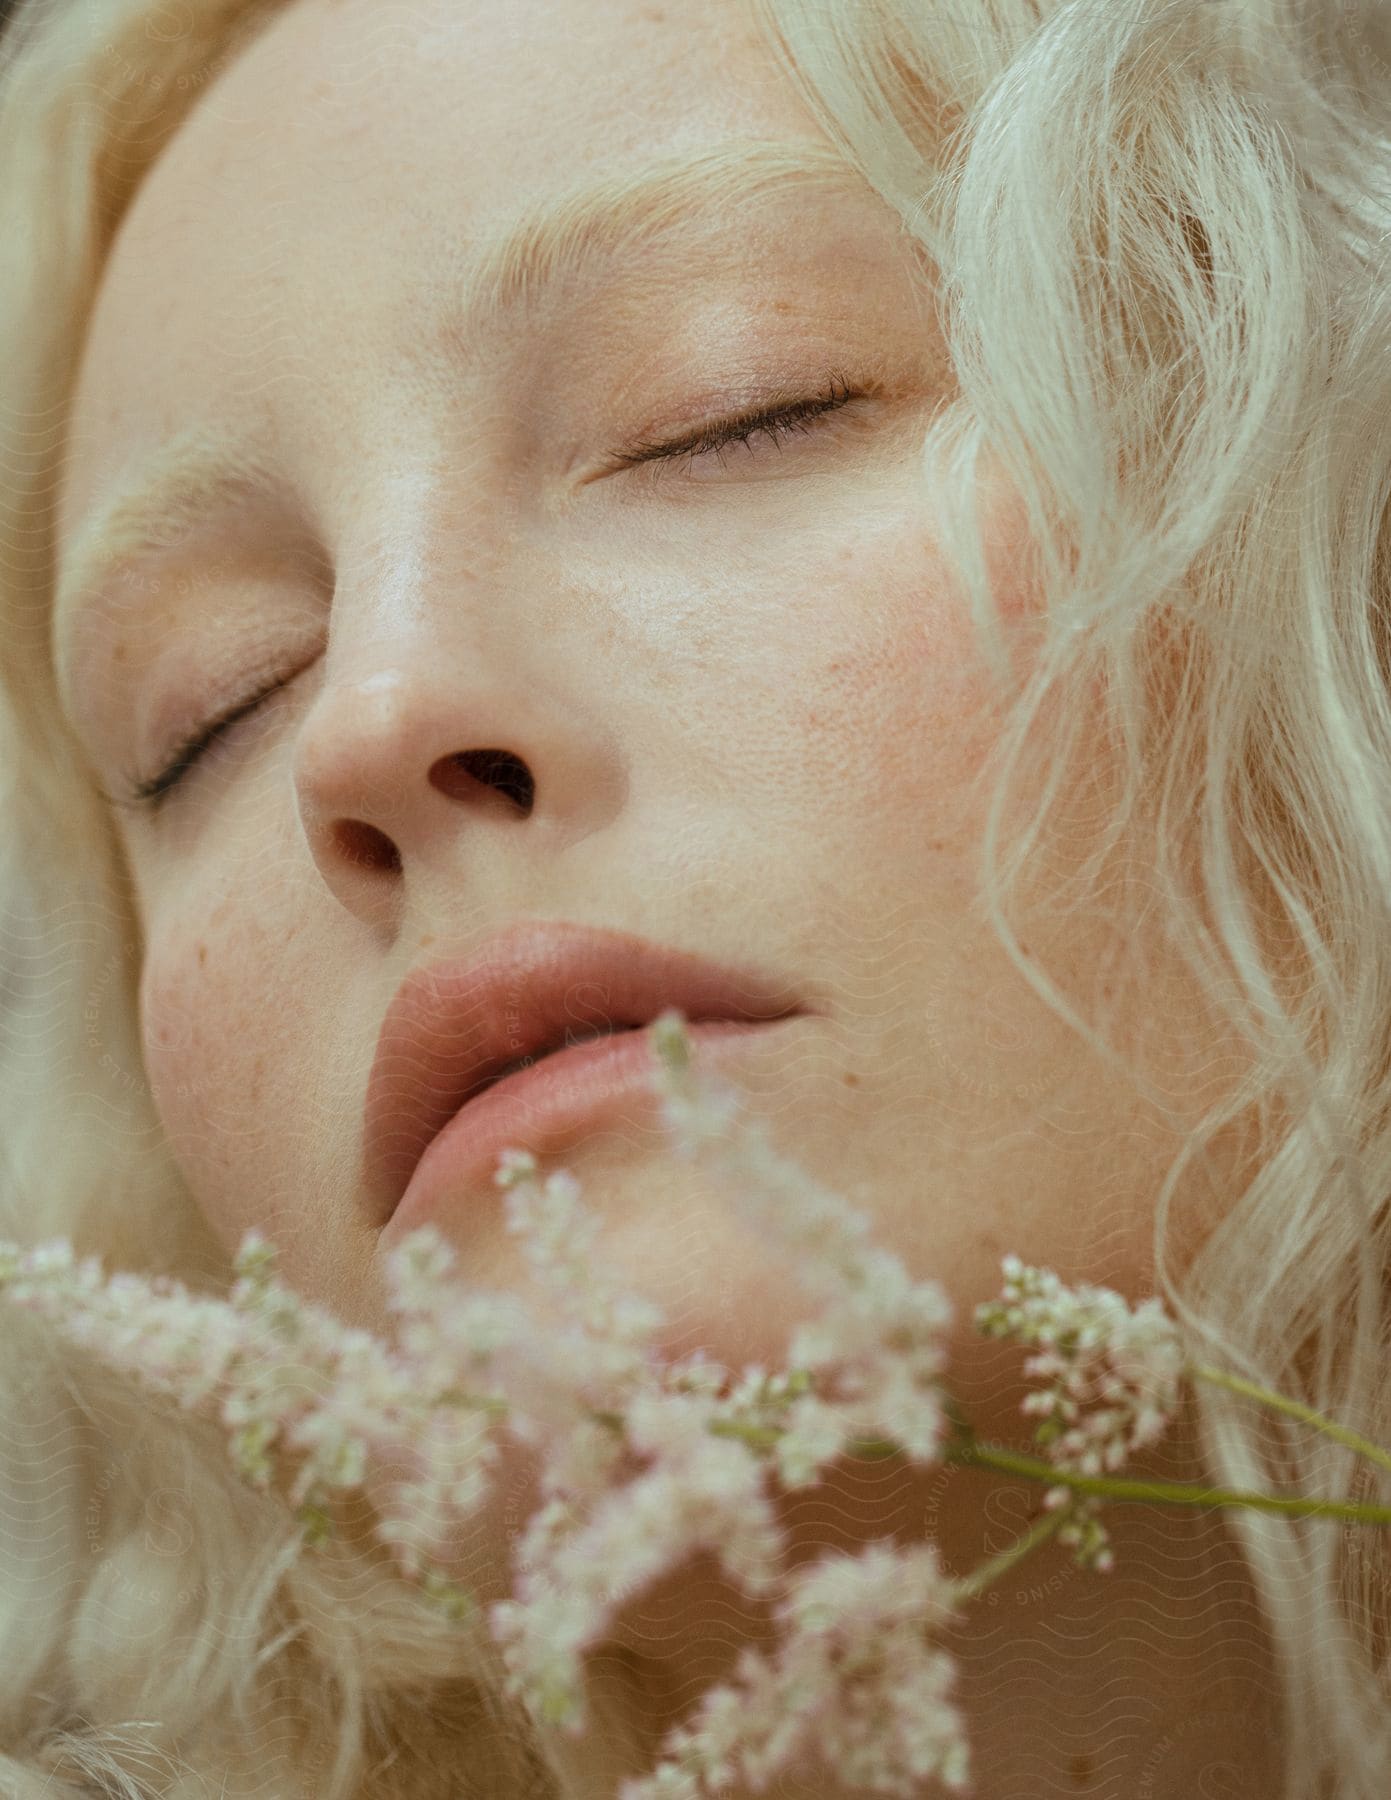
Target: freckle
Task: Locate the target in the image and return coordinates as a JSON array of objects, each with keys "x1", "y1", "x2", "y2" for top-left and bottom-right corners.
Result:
[
  {"x1": 1069, "y1": 1751, "x2": 1094, "y2": 1785},
  {"x1": 197, "y1": 944, "x2": 207, "y2": 968},
  {"x1": 843, "y1": 1072, "x2": 859, "y2": 1088}
]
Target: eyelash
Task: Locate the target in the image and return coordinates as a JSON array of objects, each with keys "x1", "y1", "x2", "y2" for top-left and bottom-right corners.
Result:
[
  {"x1": 108, "y1": 372, "x2": 866, "y2": 813},
  {"x1": 609, "y1": 370, "x2": 861, "y2": 473},
  {"x1": 105, "y1": 677, "x2": 291, "y2": 814}
]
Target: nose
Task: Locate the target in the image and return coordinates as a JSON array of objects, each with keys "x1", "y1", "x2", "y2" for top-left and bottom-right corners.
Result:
[{"x1": 292, "y1": 661, "x2": 628, "y2": 926}]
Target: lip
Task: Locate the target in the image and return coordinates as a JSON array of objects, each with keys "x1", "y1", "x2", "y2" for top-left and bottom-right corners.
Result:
[
  {"x1": 379, "y1": 1014, "x2": 807, "y2": 1251},
  {"x1": 363, "y1": 919, "x2": 809, "y2": 1229}
]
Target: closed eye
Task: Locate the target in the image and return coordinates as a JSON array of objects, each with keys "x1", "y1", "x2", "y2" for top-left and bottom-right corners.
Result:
[
  {"x1": 105, "y1": 669, "x2": 297, "y2": 814},
  {"x1": 608, "y1": 371, "x2": 865, "y2": 475}
]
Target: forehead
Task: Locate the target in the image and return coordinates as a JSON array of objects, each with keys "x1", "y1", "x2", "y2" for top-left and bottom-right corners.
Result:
[{"x1": 55, "y1": 0, "x2": 854, "y2": 613}]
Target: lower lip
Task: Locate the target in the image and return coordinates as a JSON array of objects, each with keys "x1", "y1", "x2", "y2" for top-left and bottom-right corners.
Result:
[{"x1": 381, "y1": 1017, "x2": 803, "y2": 1247}]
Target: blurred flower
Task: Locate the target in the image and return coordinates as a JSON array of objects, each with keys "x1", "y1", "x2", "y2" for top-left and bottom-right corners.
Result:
[
  {"x1": 620, "y1": 1542, "x2": 969, "y2": 1798},
  {"x1": 0, "y1": 1014, "x2": 1204, "y2": 1791}
]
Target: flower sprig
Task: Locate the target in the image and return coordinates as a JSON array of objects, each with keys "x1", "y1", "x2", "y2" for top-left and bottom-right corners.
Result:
[
  {"x1": 1, "y1": 1009, "x2": 1387, "y2": 1798},
  {"x1": 972, "y1": 1256, "x2": 1186, "y2": 1571}
]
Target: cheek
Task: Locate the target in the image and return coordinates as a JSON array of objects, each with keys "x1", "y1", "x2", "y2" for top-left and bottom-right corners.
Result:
[
  {"x1": 794, "y1": 493, "x2": 1043, "y2": 835},
  {"x1": 138, "y1": 935, "x2": 272, "y2": 1251},
  {"x1": 140, "y1": 943, "x2": 208, "y2": 1129}
]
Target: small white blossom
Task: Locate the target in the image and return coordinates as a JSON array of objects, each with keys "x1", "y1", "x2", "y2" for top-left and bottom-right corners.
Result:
[
  {"x1": 975, "y1": 1256, "x2": 1184, "y2": 1503},
  {"x1": 374, "y1": 1405, "x2": 503, "y2": 1578},
  {"x1": 774, "y1": 1394, "x2": 852, "y2": 1488},
  {"x1": 1042, "y1": 1488, "x2": 1115, "y2": 1573}
]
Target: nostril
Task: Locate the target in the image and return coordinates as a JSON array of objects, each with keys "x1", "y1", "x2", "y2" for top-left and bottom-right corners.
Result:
[
  {"x1": 331, "y1": 819, "x2": 400, "y2": 872},
  {"x1": 438, "y1": 750, "x2": 535, "y2": 815}
]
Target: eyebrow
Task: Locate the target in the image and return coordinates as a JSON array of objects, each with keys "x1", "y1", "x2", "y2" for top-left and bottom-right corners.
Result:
[{"x1": 53, "y1": 136, "x2": 880, "y2": 659}]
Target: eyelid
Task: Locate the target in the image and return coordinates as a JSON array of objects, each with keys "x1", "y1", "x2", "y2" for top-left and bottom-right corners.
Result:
[
  {"x1": 601, "y1": 369, "x2": 870, "y2": 479},
  {"x1": 108, "y1": 664, "x2": 300, "y2": 814}
]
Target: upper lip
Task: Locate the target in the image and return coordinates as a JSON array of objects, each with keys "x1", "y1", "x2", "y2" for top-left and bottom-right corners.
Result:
[{"x1": 363, "y1": 919, "x2": 808, "y2": 1222}]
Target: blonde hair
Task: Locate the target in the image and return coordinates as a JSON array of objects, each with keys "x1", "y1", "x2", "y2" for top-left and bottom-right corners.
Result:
[{"x1": 1, "y1": 0, "x2": 1389, "y2": 1793}]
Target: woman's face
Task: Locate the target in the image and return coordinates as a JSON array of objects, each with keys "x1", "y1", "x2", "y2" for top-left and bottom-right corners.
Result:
[{"x1": 53, "y1": 0, "x2": 1237, "y2": 1366}]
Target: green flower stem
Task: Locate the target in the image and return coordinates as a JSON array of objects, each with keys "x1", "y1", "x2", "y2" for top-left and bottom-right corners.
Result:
[
  {"x1": 952, "y1": 1504, "x2": 1069, "y2": 1603},
  {"x1": 693, "y1": 1416, "x2": 1391, "y2": 1525},
  {"x1": 1191, "y1": 1362, "x2": 1391, "y2": 1480},
  {"x1": 942, "y1": 1438, "x2": 1391, "y2": 1524},
  {"x1": 437, "y1": 1388, "x2": 511, "y2": 1416}
]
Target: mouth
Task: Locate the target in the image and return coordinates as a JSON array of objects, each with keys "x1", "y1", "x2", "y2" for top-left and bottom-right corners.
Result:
[
  {"x1": 362, "y1": 920, "x2": 813, "y2": 1227},
  {"x1": 378, "y1": 1011, "x2": 810, "y2": 1245},
  {"x1": 481, "y1": 1021, "x2": 641, "y2": 1090}
]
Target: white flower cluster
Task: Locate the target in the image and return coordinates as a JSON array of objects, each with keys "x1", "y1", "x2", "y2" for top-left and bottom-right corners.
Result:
[
  {"x1": 619, "y1": 1543, "x2": 969, "y2": 1799},
  {"x1": 973, "y1": 1255, "x2": 1186, "y2": 1570},
  {"x1": 0, "y1": 1010, "x2": 971, "y2": 1797}
]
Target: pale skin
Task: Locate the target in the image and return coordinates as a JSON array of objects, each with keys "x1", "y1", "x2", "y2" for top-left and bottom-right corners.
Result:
[{"x1": 52, "y1": 0, "x2": 1284, "y2": 1791}]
